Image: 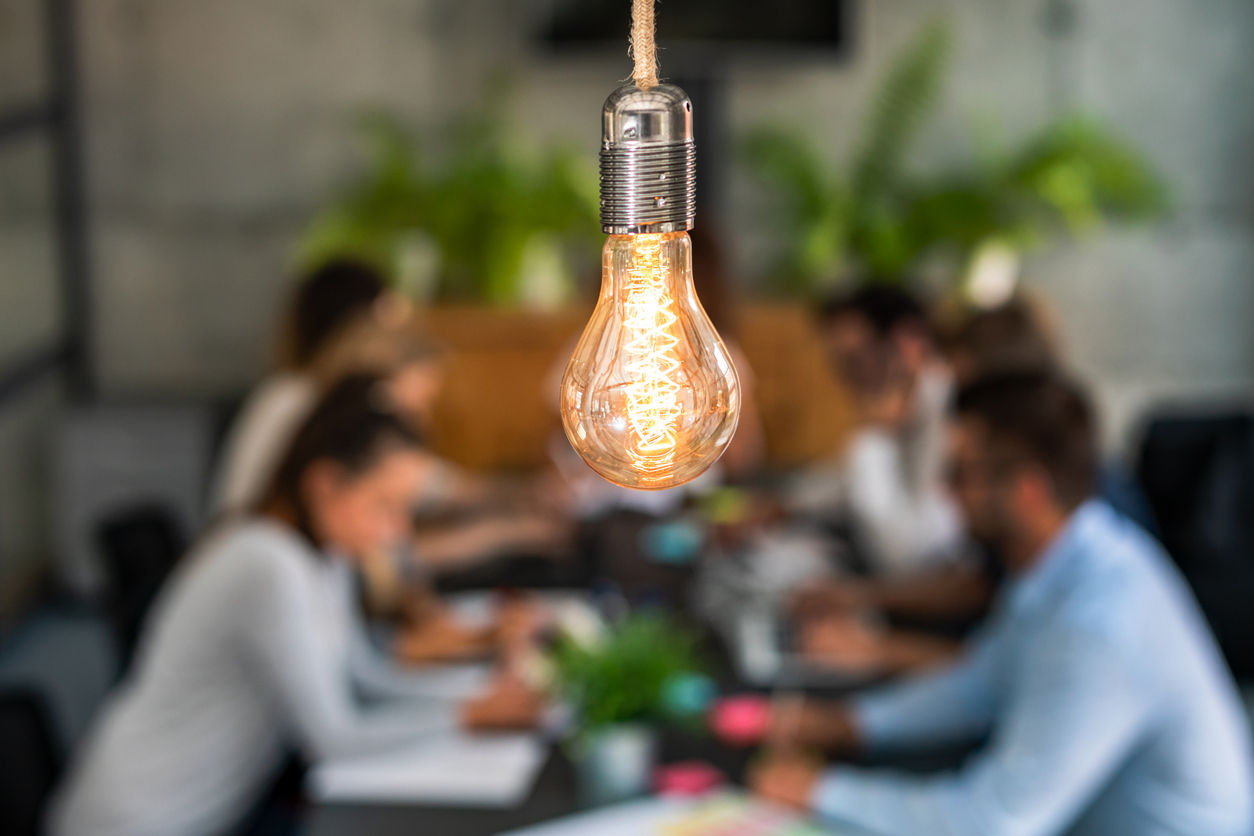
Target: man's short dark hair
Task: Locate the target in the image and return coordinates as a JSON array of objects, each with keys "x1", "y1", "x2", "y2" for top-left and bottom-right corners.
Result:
[
  {"x1": 819, "y1": 285, "x2": 928, "y2": 338},
  {"x1": 955, "y1": 371, "x2": 1097, "y2": 510}
]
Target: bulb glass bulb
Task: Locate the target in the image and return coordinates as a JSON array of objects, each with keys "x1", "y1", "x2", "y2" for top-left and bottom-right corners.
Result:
[{"x1": 561, "y1": 231, "x2": 740, "y2": 489}]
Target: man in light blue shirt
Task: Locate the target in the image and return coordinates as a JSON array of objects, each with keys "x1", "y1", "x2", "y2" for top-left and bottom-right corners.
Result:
[{"x1": 753, "y1": 372, "x2": 1254, "y2": 836}]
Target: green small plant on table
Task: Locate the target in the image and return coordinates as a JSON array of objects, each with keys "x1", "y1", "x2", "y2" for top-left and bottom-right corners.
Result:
[{"x1": 550, "y1": 611, "x2": 710, "y2": 741}]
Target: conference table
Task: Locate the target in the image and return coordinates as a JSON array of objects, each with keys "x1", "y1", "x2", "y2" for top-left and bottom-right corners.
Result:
[
  {"x1": 305, "y1": 559, "x2": 898, "y2": 835},
  {"x1": 303, "y1": 720, "x2": 976, "y2": 836}
]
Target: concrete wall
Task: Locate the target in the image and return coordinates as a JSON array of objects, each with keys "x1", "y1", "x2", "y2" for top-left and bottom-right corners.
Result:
[
  {"x1": 0, "y1": 0, "x2": 1249, "y2": 606},
  {"x1": 721, "y1": 0, "x2": 1254, "y2": 451},
  {"x1": 7, "y1": 0, "x2": 1254, "y2": 444}
]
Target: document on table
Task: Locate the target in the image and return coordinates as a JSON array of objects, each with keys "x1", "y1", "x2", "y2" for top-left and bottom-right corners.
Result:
[{"x1": 308, "y1": 731, "x2": 547, "y2": 808}]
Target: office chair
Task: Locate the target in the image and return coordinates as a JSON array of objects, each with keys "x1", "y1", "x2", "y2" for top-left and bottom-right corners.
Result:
[
  {"x1": 0, "y1": 688, "x2": 62, "y2": 836},
  {"x1": 1137, "y1": 412, "x2": 1254, "y2": 679},
  {"x1": 95, "y1": 503, "x2": 186, "y2": 675}
]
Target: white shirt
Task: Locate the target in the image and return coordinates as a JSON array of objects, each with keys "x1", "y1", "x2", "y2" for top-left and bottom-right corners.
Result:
[
  {"x1": 49, "y1": 520, "x2": 462, "y2": 836},
  {"x1": 209, "y1": 374, "x2": 318, "y2": 516},
  {"x1": 788, "y1": 365, "x2": 962, "y2": 575}
]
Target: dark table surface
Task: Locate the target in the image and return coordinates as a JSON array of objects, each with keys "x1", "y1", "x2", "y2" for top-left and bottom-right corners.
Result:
[
  {"x1": 305, "y1": 534, "x2": 926, "y2": 836},
  {"x1": 303, "y1": 730, "x2": 974, "y2": 836},
  {"x1": 306, "y1": 730, "x2": 755, "y2": 836}
]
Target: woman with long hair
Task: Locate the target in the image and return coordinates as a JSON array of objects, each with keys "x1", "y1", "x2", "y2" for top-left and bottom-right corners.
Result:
[{"x1": 50, "y1": 375, "x2": 539, "y2": 836}]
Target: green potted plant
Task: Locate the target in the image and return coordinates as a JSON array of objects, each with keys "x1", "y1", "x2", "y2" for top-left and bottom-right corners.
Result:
[
  {"x1": 743, "y1": 21, "x2": 1168, "y2": 303},
  {"x1": 297, "y1": 83, "x2": 601, "y2": 307},
  {"x1": 549, "y1": 612, "x2": 712, "y2": 807}
]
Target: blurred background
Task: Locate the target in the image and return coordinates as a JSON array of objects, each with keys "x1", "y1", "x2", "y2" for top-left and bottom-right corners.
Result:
[
  {"x1": 0, "y1": 1, "x2": 1253, "y2": 830},
  {"x1": 3, "y1": 0, "x2": 1253, "y2": 611}
]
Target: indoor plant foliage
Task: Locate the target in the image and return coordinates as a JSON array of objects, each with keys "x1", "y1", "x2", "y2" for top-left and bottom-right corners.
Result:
[
  {"x1": 743, "y1": 21, "x2": 1169, "y2": 297},
  {"x1": 298, "y1": 89, "x2": 601, "y2": 307},
  {"x1": 549, "y1": 611, "x2": 709, "y2": 805},
  {"x1": 550, "y1": 611, "x2": 707, "y2": 739}
]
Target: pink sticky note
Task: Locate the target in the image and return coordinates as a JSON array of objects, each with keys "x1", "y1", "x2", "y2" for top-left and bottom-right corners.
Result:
[
  {"x1": 654, "y1": 761, "x2": 725, "y2": 796},
  {"x1": 709, "y1": 694, "x2": 771, "y2": 746}
]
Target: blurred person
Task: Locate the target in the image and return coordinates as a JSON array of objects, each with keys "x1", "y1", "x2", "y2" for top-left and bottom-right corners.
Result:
[
  {"x1": 221, "y1": 290, "x2": 572, "y2": 585},
  {"x1": 943, "y1": 296, "x2": 1153, "y2": 532},
  {"x1": 310, "y1": 308, "x2": 448, "y2": 432},
  {"x1": 312, "y1": 309, "x2": 455, "y2": 517},
  {"x1": 313, "y1": 308, "x2": 505, "y2": 516},
  {"x1": 791, "y1": 299, "x2": 1060, "y2": 658},
  {"x1": 751, "y1": 372, "x2": 1254, "y2": 836},
  {"x1": 306, "y1": 316, "x2": 566, "y2": 659},
  {"x1": 788, "y1": 286, "x2": 962, "y2": 576},
  {"x1": 209, "y1": 258, "x2": 392, "y2": 516},
  {"x1": 49, "y1": 376, "x2": 542, "y2": 836},
  {"x1": 793, "y1": 297, "x2": 1154, "y2": 670},
  {"x1": 296, "y1": 312, "x2": 570, "y2": 654},
  {"x1": 793, "y1": 607, "x2": 963, "y2": 677},
  {"x1": 942, "y1": 296, "x2": 1060, "y2": 387}
]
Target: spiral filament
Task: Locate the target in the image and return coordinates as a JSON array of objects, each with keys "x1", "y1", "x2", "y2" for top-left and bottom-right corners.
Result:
[
  {"x1": 621, "y1": 235, "x2": 683, "y2": 472},
  {"x1": 561, "y1": 231, "x2": 739, "y2": 490}
]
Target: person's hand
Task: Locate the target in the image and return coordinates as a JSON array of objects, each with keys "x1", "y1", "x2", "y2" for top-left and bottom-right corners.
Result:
[
  {"x1": 749, "y1": 751, "x2": 825, "y2": 811},
  {"x1": 798, "y1": 612, "x2": 892, "y2": 675},
  {"x1": 460, "y1": 673, "x2": 545, "y2": 731},
  {"x1": 790, "y1": 580, "x2": 871, "y2": 621},
  {"x1": 401, "y1": 586, "x2": 445, "y2": 628},
  {"x1": 769, "y1": 699, "x2": 859, "y2": 752},
  {"x1": 395, "y1": 613, "x2": 494, "y2": 664},
  {"x1": 495, "y1": 597, "x2": 548, "y2": 648}
]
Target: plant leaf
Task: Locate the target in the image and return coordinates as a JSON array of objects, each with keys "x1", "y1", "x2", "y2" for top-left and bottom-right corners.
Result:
[{"x1": 852, "y1": 20, "x2": 950, "y2": 201}]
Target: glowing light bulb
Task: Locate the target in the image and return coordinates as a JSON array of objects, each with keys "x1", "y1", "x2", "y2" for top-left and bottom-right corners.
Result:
[{"x1": 560, "y1": 85, "x2": 740, "y2": 490}]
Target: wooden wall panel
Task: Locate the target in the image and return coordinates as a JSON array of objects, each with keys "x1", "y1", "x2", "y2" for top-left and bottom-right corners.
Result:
[
  {"x1": 416, "y1": 305, "x2": 855, "y2": 472},
  {"x1": 737, "y1": 305, "x2": 857, "y2": 468}
]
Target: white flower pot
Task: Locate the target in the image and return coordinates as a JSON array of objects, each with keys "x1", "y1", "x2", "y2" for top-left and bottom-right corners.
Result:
[{"x1": 572, "y1": 723, "x2": 658, "y2": 808}]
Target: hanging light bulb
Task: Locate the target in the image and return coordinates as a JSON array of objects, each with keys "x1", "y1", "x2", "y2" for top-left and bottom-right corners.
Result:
[{"x1": 560, "y1": 84, "x2": 741, "y2": 490}]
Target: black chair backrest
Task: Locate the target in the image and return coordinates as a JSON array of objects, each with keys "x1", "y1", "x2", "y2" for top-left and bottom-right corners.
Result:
[
  {"x1": 1137, "y1": 412, "x2": 1254, "y2": 678},
  {"x1": 95, "y1": 502, "x2": 186, "y2": 674},
  {"x1": 0, "y1": 689, "x2": 61, "y2": 836},
  {"x1": 1137, "y1": 413, "x2": 1254, "y2": 577}
]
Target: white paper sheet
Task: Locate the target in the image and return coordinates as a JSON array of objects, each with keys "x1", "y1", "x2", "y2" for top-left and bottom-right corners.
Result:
[{"x1": 308, "y1": 731, "x2": 546, "y2": 808}]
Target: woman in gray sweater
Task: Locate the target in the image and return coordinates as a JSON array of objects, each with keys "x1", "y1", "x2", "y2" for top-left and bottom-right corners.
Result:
[{"x1": 50, "y1": 375, "x2": 539, "y2": 836}]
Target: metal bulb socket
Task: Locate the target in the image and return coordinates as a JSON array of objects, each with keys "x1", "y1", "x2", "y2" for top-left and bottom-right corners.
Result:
[{"x1": 599, "y1": 84, "x2": 696, "y2": 235}]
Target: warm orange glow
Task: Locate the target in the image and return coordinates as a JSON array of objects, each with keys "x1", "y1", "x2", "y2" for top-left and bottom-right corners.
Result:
[
  {"x1": 561, "y1": 231, "x2": 740, "y2": 490},
  {"x1": 621, "y1": 235, "x2": 682, "y2": 471}
]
